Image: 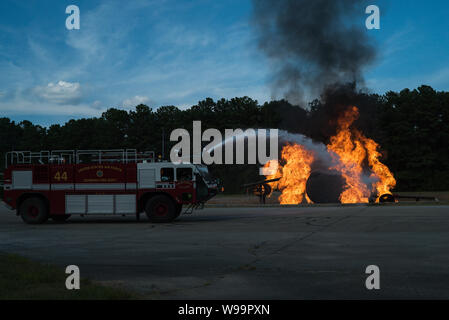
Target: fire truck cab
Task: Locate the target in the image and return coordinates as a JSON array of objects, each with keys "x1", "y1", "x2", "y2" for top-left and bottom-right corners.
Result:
[{"x1": 1, "y1": 150, "x2": 218, "y2": 224}]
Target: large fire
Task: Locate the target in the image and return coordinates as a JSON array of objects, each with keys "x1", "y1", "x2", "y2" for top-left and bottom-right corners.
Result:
[
  {"x1": 265, "y1": 144, "x2": 314, "y2": 205},
  {"x1": 264, "y1": 106, "x2": 396, "y2": 204}
]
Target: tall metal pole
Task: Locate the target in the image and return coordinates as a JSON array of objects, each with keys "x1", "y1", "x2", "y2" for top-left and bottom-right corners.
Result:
[{"x1": 162, "y1": 127, "x2": 165, "y2": 160}]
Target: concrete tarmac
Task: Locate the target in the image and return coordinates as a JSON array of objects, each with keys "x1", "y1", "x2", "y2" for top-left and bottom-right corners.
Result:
[{"x1": 1, "y1": 202, "x2": 448, "y2": 299}]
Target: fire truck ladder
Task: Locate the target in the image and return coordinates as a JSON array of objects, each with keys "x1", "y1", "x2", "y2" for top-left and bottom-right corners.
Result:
[
  {"x1": 75, "y1": 149, "x2": 155, "y2": 164},
  {"x1": 5, "y1": 151, "x2": 51, "y2": 167},
  {"x1": 5, "y1": 149, "x2": 155, "y2": 167}
]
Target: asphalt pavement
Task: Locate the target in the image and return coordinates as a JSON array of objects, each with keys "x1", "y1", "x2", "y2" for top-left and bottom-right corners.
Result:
[{"x1": 1, "y1": 202, "x2": 448, "y2": 299}]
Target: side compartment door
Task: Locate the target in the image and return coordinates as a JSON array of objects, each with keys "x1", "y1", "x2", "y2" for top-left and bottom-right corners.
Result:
[
  {"x1": 138, "y1": 168, "x2": 156, "y2": 189},
  {"x1": 12, "y1": 170, "x2": 33, "y2": 190},
  {"x1": 66, "y1": 194, "x2": 136, "y2": 215}
]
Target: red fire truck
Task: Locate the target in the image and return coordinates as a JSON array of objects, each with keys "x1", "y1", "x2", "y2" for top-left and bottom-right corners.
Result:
[{"x1": 1, "y1": 149, "x2": 218, "y2": 224}]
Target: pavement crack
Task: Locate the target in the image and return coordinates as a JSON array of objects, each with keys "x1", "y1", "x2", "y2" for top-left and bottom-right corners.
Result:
[{"x1": 245, "y1": 208, "x2": 368, "y2": 268}]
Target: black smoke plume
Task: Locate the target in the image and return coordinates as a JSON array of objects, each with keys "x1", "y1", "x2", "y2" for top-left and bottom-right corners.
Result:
[{"x1": 252, "y1": 0, "x2": 376, "y2": 104}]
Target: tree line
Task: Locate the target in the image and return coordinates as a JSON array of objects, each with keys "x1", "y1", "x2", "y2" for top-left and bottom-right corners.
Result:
[{"x1": 1, "y1": 85, "x2": 448, "y2": 192}]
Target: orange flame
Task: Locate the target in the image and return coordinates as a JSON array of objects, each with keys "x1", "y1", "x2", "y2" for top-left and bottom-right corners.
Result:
[
  {"x1": 264, "y1": 144, "x2": 315, "y2": 204},
  {"x1": 327, "y1": 107, "x2": 371, "y2": 203},
  {"x1": 264, "y1": 106, "x2": 396, "y2": 204},
  {"x1": 358, "y1": 133, "x2": 397, "y2": 199},
  {"x1": 328, "y1": 106, "x2": 396, "y2": 203}
]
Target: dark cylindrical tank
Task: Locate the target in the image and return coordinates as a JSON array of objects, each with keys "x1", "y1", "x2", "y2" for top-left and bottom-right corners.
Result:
[{"x1": 306, "y1": 170, "x2": 345, "y2": 204}]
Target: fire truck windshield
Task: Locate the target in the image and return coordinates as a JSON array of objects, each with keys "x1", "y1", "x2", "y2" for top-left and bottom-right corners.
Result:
[{"x1": 195, "y1": 165, "x2": 214, "y2": 184}]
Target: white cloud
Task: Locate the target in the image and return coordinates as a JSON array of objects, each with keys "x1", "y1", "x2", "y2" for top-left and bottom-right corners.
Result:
[
  {"x1": 122, "y1": 95, "x2": 150, "y2": 108},
  {"x1": 33, "y1": 81, "x2": 82, "y2": 104},
  {"x1": 157, "y1": 24, "x2": 213, "y2": 48},
  {"x1": 91, "y1": 100, "x2": 102, "y2": 109},
  {"x1": 0, "y1": 99, "x2": 102, "y2": 116},
  {"x1": 0, "y1": 82, "x2": 100, "y2": 116}
]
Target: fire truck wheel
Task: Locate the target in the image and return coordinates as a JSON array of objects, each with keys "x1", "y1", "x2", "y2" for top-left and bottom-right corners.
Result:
[
  {"x1": 51, "y1": 215, "x2": 71, "y2": 223},
  {"x1": 145, "y1": 195, "x2": 177, "y2": 223},
  {"x1": 19, "y1": 197, "x2": 49, "y2": 224}
]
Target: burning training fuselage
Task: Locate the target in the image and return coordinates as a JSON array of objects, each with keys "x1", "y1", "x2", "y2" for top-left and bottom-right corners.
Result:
[{"x1": 264, "y1": 106, "x2": 396, "y2": 204}]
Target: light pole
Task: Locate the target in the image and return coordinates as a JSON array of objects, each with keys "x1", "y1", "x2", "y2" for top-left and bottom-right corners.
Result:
[{"x1": 161, "y1": 128, "x2": 165, "y2": 160}]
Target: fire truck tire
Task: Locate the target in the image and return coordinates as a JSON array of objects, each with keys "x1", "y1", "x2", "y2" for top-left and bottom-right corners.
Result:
[
  {"x1": 19, "y1": 197, "x2": 49, "y2": 224},
  {"x1": 145, "y1": 195, "x2": 177, "y2": 223},
  {"x1": 51, "y1": 215, "x2": 71, "y2": 223}
]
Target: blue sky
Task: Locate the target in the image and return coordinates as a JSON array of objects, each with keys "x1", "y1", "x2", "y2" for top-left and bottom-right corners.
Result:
[{"x1": 0, "y1": 0, "x2": 448, "y2": 126}]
